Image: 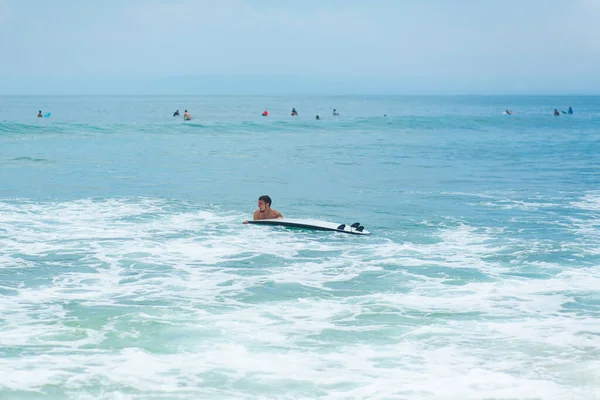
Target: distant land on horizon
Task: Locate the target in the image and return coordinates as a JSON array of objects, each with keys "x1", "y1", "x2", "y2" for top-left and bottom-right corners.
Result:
[{"x1": 2, "y1": 74, "x2": 599, "y2": 97}]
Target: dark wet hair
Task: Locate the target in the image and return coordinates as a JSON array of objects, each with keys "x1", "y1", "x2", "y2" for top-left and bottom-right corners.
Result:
[
  {"x1": 185, "y1": 110, "x2": 188, "y2": 112},
  {"x1": 39, "y1": 110, "x2": 42, "y2": 113},
  {"x1": 258, "y1": 195, "x2": 272, "y2": 205}
]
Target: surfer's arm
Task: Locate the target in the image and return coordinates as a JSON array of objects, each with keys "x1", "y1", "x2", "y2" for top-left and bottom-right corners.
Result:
[
  {"x1": 243, "y1": 210, "x2": 260, "y2": 224},
  {"x1": 274, "y1": 211, "x2": 283, "y2": 219}
]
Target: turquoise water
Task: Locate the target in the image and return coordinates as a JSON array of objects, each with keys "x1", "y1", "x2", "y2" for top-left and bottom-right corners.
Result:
[{"x1": 1, "y1": 96, "x2": 599, "y2": 399}]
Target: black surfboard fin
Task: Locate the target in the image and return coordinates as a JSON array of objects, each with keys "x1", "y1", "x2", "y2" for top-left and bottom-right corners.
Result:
[
  {"x1": 356, "y1": 226, "x2": 365, "y2": 232},
  {"x1": 350, "y1": 222, "x2": 360, "y2": 229},
  {"x1": 337, "y1": 224, "x2": 346, "y2": 230}
]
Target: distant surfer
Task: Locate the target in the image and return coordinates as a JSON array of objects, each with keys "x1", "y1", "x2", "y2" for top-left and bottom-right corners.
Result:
[
  {"x1": 504, "y1": 109, "x2": 513, "y2": 115},
  {"x1": 333, "y1": 109, "x2": 339, "y2": 116},
  {"x1": 262, "y1": 110, "x2": 269, "y2": 116},
  {"x1": 37, "y1": 110, "x2": 43, "y2": 118},
  {"x1": 316, "y1": 115, "x2": 320, "y2": 120},
  {"x1": 291, "y1": 108, "x2": 298, "y2": 116},
  {"x1": 554, "y1": 109, "x2": 560, "y2": 116},
  {"x1": 173, "y1": 110, "x2": 180, "y2": 117},
  {"x1": 243, "y1": 195, "x2": 283, "y2": 223},
  {"x1": 568, "y1": 106, "x2": 573, "y2": 114},
  {"x1": 184, "y1": 110, "x2": 191, "y2": 120}
]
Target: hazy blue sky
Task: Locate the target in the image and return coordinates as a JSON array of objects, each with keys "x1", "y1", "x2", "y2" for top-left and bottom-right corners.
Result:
[{"x1": 1, "y1": 0, "x2": 599, "y2": 94}]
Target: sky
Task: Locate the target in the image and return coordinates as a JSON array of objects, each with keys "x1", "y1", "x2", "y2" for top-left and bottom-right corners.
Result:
[{"x1": 1, "y1": 0, "x2": 599, "y2": 95}]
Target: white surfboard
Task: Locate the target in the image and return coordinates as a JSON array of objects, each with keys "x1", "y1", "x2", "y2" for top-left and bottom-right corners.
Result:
[{"x1": 246, "y1": 218, "x2": 371, "y2": 235}]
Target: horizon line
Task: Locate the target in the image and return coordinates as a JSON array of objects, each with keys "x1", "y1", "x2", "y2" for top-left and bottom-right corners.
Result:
[{"x1": 1, "y1": 93, "x2": 599, "y2": 97}]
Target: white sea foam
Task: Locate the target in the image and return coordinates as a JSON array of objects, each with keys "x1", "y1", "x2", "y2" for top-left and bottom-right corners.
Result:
[
  {"x1": 1, "y1": 198, "x2": 599, "y2": 399},
  {"x1": 571, "y1": 191, "x2": 600, "y2": 211}
]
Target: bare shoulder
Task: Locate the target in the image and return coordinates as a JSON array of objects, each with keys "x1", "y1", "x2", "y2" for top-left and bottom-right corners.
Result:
[
  {"x1": 253, "y1": 210, "x2": 260, "y2": 220},
  {"x1": 274, "y1": 209, "x2": 283, "y2": 219}
]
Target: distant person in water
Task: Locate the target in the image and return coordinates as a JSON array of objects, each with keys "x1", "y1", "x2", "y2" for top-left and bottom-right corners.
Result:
[
  {"x1": 262, "y1": 110, "x2": 269, "y2": 116},
  {"x1": 173, "y1": 110, "x2": 180, "y2": 117},
  {"x1": 183, "y1": 110, "x2": 191, "y2": 120},
  {"x1": 243, "y1": 195, "x2": 283, "y2": 223},
  {"x1": 568, "y1": 106, "x2": 573, "y2": 114},
  {"x1": 37, "y1": 110, "x2": 43, "y2": 118},
  {"x1": 554, "y1": 109, "x2": 560, "y2": 116},
  {"x1": 333, "y1": 109, "x2": 339, "y2": 116},
  {"x1": 316, "y1": 115, "x2": 320, "y2": 120},
  {"x1": 505, "y1": 109, "x2": 513, "y2": 115},
  {"x1": 291, "y1": 108, "x2": 298, "y2": 116}
]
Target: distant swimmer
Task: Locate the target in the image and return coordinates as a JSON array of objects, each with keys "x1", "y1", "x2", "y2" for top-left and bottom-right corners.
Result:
[
  {"x1": 243, "y1": 195, "x2": 283, "y2": 223},
  {"x1": 262, "y1": 110, "x2": 269, "y2": 116},
  {"x1": 554, "y1": 109, "x2": 560, "y2": 116},
  {"x1": 316, "y1": 115, "x2": 320, "y2": 120},
  {"x1": 333, "y1": 109, "x2": 339, "y2": 116},
  {"x1": 568, "y1": 106, "x2": 573, "y2": 114},
  {"x1": 173, "y1": 110, "x2": 180, "y2": 117},
  {"x1": 184, "y1": 110, "x2": 191, "y2": 120},
  {"x1": 37, "y1": 110, "x2": 43, "y2": 118},
  {"x1": 504, "y1": 109, "x2": 513, "y2": 115},
  {"x1": 291, "y1": 108, "x2": 298, "y2": 116}
]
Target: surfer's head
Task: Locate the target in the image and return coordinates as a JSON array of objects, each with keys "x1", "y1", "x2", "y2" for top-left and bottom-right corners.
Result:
[{"x1": 258, "y1": 195, "x2": 272, "y2": 212}]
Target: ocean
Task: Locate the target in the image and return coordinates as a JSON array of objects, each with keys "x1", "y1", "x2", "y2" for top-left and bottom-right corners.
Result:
[{"x1": 1, "y1": 95, "x2": 599, "y2": 399}]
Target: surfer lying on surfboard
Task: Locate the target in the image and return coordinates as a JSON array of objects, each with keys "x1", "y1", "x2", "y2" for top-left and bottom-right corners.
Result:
[
  {"x1": 242, "y1": 195, "x2": 370, "y2": 234},
  {"x1": 243, "y1": 195, "x2": 283, "y2": 224}
]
